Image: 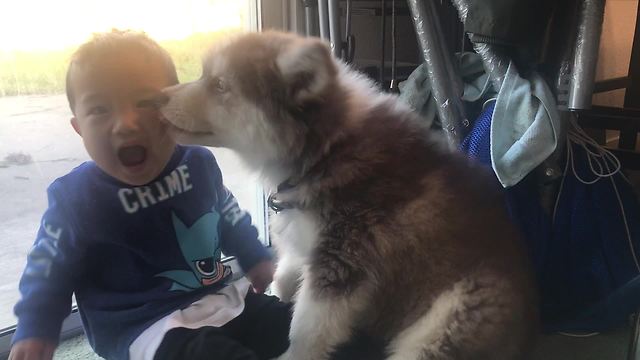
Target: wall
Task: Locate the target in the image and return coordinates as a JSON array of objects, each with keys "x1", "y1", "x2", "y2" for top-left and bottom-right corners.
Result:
[{"x1": 592, "y1": 0, "x2": 638, "y2": 107}]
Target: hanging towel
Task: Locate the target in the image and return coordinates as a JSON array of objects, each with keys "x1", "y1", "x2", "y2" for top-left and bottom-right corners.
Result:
[
  {"x1": 401, "y1": 56, "x2": 559, "y2": 188},
  {"x1": 491, "y1": 61, "x2": 561, "y2": 188},
  {"x1": 398, "y1": 52, "x2": 495, "y2": 128}
]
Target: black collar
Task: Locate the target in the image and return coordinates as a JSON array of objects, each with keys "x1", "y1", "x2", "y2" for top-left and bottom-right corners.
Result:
[
  {"x1": 267, "y1": 153, "x2": 325, "y2": 213},
  {"x1": 267, "y1": 181, "x2": 297, "y2": 213}
]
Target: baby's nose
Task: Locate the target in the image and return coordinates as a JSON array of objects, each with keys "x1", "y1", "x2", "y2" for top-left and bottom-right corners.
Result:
[{"x1": 153, "y1": 93, "x2": 170, "y2": 107}]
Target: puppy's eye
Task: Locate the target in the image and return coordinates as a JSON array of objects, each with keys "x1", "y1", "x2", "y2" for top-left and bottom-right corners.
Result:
[{"x1": 208, "y1": 77, "x2": 228, "y2": 94}]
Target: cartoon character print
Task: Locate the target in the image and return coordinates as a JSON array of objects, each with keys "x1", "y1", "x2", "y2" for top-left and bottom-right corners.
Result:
[{"x1": 156, "y1": 210, "x2": 232, "y2": 291}]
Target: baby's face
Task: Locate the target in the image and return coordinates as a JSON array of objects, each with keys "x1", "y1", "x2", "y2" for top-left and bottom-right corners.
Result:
[{"x1": 70, "y1": 54, "x2": 176, "y2": 186}]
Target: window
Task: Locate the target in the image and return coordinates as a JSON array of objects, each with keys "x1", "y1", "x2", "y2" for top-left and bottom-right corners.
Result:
[{"x1": 0, "y1": 0, "x2": 263, "y2": 352}]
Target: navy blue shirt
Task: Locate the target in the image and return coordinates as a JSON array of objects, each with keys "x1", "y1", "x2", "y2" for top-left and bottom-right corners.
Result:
[{"x1": 12, "y1": 145, "x2": 270, "y2": 359}]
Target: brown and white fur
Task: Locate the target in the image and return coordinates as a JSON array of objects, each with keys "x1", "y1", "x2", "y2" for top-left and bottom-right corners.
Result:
[{"x1": 160, "y1": 31, "x2": 538, "y2": 360}]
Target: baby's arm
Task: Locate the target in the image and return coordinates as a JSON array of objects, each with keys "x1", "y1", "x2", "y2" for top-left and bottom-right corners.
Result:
[
  {"x1": 9, "y1": 339, "x2": 56, "y2": 360},
  {"x1": 217, "y1": 186, "x2": 273, "y2": 289},
  {"x1": 11, "y1": 184, "x2": 79, "y2": 358},
  {"x1": 245, "y1": 259, "x2": 275, "y2": 293}
]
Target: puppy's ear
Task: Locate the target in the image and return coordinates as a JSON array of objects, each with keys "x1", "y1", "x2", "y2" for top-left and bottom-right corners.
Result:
[{"x1": 276, "y1": 38, "x2": 336, "y2": 104}]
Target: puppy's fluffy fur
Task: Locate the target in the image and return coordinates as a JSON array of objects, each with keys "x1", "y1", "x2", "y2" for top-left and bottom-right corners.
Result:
[{"x1": 161, "y1": 31, "x2": 538, "y2": 360}]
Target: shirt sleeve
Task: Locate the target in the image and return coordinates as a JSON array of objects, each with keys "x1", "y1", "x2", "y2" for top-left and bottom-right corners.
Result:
[
  {"x1": 217, "y1": 185, "x2": 272, "y2": 272},
  {"x1": 12, "y1": 183, "x2": 81, "y2": 345}
]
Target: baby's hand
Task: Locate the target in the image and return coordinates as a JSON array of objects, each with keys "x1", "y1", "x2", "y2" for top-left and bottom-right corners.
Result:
[
  {"x1": 9, "y1": 338, "x2": 56, "y2": 360},
  {"x1": 246, "y1": 260, "x2": 275, "y2": 293}
]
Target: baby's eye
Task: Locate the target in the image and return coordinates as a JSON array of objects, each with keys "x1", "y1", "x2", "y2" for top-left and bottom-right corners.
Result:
[
  {"x1": 136, "y1": 99, "x2": 157, "y2": 109},
  {"x1": 87, "y1": 105, "x2": 109, "y2": 116}
]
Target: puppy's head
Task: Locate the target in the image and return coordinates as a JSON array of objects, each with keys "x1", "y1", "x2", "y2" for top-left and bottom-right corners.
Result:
[{"x1": 161, "y1": 31, "x2": 337, "y2": 169}]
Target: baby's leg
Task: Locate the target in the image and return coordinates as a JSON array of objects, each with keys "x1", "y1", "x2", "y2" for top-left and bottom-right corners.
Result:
[
  {"x1": 153, "y1": 327, "x2": 259, "y2": 360},
  {"x1": 236, "y1": 291, "x2": 293, "y2": 359}
]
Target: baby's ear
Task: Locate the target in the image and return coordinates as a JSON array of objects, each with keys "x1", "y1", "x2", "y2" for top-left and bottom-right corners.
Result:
[
  {"x1": 70, "y1": 117, "x2": 81, "y2": 136},
  {"x1": 276, "y1": 38, "x2": 336, "y2": 104}
]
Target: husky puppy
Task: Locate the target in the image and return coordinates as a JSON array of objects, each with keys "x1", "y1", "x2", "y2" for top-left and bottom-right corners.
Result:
[{"x1": 160, "y1": 31, "x2": 538, "y2": 360}]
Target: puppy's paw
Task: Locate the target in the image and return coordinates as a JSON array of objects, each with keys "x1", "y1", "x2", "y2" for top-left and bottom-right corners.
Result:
[
  {"x1": 273, "y1": 350, "x2": 294, "y2": 360},
  {"x1": 272, "y1": 279, "x2": 298, "y2": 302},
  {"x1": 274, "y1": 349, "x2": 327, "y2": 360}
]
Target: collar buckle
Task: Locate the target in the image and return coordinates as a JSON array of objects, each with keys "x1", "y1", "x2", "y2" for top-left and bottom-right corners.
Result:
[{"x1": 267, "y1": 193, "x2": 293, "y2": 213}]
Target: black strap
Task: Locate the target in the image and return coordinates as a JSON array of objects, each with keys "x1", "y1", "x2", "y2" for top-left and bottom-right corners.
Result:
[{"x1": 267, "y1": 181, "x2": 297, "y2": 213}]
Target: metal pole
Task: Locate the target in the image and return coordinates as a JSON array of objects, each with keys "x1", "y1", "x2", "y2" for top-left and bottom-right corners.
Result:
[
  {"x1": 568, "y1": 0, "x2": 606, "y2": 110},
  {"x1": 380, "y1": 0, "x2": 387, "y2": 85},
  {"x1": 471, "y1": 43, "x2": 510, "y2": 92},
  {"x1": 305, "y1": 6, "x2": 313, "y2": 36},
  {"x1": 303, "y1": 0, "x2": 318, "y2": 37},
  {"x1": 345, "y1": 0, "x2": 353, "y2": 37},
  {"x1": 318, "y1": 0, "x2": 330, "y2": 41},
  {"x1": 407, "y1": 0, "x2": 468, "y2": 147},
  {"x1": 344, "y1": 0, "x2": 355, "y2": 62},
  {"x1": 328, "y1": 0, "x2": 343, "y2": 58},
  {"x1": 450, "y1": 0, "x2": 509, "y2": 91},
  {"x1": 390, "y1": 0, "x2": 397, "y2": 90}
]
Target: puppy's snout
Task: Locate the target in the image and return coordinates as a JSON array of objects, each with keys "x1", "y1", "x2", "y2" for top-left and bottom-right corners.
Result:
[{"x1": 161, "y1": 84, "x2": 185, "y2": 97}]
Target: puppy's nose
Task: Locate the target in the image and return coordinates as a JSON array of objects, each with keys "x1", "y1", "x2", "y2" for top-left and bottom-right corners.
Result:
[{"x1": 162, "y1": 84, "x2": 184, "y2": 97}]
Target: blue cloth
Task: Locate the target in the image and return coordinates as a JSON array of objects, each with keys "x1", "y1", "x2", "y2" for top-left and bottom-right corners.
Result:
[
  {"x1": 544, "y1": 143, "x2": 640, "y2": 331},
  {"x1": 459, "y1": 101, "x2": 494, "y2": 165},
  {"x1": 12, "y1": 145, "x2": 271, "y2": 360},
  {"x1": 461, "y1": 102, "x2": 640, "y2": 332}
]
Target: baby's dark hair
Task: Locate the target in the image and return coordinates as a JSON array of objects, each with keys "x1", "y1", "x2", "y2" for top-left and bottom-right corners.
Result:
[{"x1": 65, "y1": 29, "x2": 179, "y2": 113}]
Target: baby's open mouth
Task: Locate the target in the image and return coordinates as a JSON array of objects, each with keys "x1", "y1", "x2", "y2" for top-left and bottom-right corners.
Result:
[{"x1": 118, "y1": 145, "x2": 147, "y2": 167}]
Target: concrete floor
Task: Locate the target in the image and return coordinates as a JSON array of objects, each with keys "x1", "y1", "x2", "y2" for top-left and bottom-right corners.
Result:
[{"x1": 53, "y1": 327, "x2": 635, "y2": 360}]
